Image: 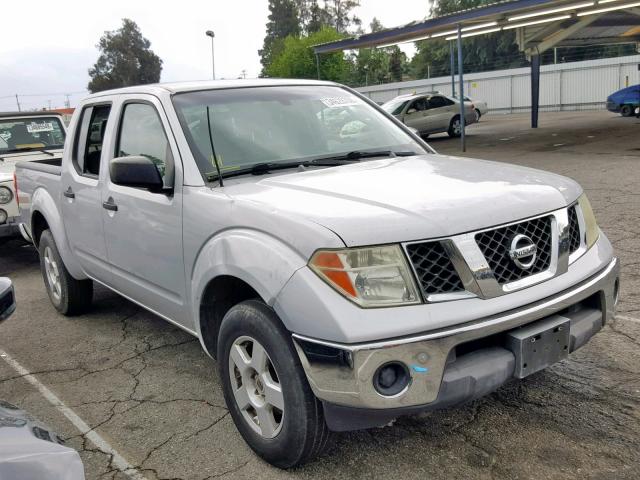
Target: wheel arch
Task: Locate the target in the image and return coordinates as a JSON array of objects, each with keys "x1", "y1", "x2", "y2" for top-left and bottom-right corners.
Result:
[
  {"x1": 190, "y1": 229, "x2": 308, "y2": 358},
  {"x1": 29, "y1": 187, "x2": 86, "y2": 279}
]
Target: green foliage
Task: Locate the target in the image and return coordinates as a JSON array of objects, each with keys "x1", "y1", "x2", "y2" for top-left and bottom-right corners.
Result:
[
  {"x1": 265, "y1": 27, "x2": 350, "y2": 81},
  {"x1": 88, "y1": 19, "x2": 162, "y2": 93},
  {"x1": 259, "y1": 0, "x2": 301, "y2": 75}
]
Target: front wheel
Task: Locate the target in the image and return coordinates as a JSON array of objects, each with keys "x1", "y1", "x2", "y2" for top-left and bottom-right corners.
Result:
[
  {"x1": 448, "y1": 116, "x2": 462, "y2": 137},
  {"x1": 218, "y1": 300, "x2": 331, "y2": 468},
  {"x1": 475, "y1": 108, "x2": 482, "y2": 122},
  {"x1": 39, "y1": 229, "x2": 93, "y2": 315},
  {"x1": 621, "y1": 105, "x2": 633, "y2": 117}
]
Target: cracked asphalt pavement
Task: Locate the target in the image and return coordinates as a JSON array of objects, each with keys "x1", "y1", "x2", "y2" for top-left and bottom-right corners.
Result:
[{"x1": 1, "y1": 111, "x2": 639, "y2": 479}]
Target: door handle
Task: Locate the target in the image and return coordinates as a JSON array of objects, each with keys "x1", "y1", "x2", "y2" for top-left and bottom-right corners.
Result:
[
  {"x1": 102, "y1": 198, "x2": 118, "y2": 212},
  {"x1": 63, "y1": 187, "x2": 75, "y2": 199}
]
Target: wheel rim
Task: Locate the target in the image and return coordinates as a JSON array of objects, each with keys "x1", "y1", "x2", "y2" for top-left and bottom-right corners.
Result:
[
  {"x1": 228, "y1": 336, "x2": 284, "y2": 438},
  {"x1": 453, "y1": 119, "x2": 462, "y2": 135},
  {"x1": 43, "y1": 246, "x2": 62, "y2": 302}
]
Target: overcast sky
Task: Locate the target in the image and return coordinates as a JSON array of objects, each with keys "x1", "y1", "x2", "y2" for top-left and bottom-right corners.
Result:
[{"x1": 0, "y1": 0, "x2": 430, "y2": 111}]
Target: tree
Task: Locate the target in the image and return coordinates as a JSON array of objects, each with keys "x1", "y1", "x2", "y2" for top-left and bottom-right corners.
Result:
[
  {"x1": 265, "y1": 27, "x2": 350, "y2": 81},
  {"x1": 389, "y1": 47, "x2": 405, "y2": 82},
  {"x1": 324, "y1": 0, "x2": 361, "y2": 34},
  {"x1": 410, "y1": 0, "x2": 526, "y2": 79},
  {"x1": 88, "y1": 19, "x2": 162, "y2": 93},
  {"x1": 259, "y1": 0, "x2": 300, "y2": 75}
]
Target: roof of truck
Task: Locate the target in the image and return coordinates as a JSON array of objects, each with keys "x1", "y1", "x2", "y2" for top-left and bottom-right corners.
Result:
[
  {"x1": 0, "y1": 111, "x2": 63, "y2": 119},
  {"x1": 85, "y1": 79, "x2": 338, "y2": 99}
]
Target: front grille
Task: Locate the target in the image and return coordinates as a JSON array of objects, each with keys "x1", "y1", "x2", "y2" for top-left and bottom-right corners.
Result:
[
  {"x1": 568, "y1": 205, "x2": 581, "y2": 254},
  {"x1": 405, "y1": 241, "x2": 465, "y2": 296},
  {"x1": 475, "y1": 215, "x2": 553, "y2": 284}
]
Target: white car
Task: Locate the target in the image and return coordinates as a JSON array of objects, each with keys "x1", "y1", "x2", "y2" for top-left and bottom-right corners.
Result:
[
  {"x1": 455, "y1": 95, "x2": 488, "y2": 121},
  {"x1": 0, "y1": 111, "x2": 66, "y2": 240}
]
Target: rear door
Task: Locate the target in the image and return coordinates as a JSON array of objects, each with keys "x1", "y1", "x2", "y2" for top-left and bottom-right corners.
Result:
[
  {"x1": 101, "y1": 95, "x2": 187, "y2": 326},
  {"x1": 425, "y1": 95, "x2": 452, "y2": 131},
  {"x1": 60, "y1": 103, "x2": 113, "y2": 283}
]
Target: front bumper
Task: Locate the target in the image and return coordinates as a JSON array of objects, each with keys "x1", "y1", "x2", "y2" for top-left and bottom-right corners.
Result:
[{"x1": 292, "y1": 257, "x2": 619, "y2": 429}]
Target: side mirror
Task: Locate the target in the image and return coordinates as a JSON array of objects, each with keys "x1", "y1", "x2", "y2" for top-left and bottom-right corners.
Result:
[
  {"x1": 0, "y1": 277, "x2": 16, "y2": 323},
  {"x1": 109, "y1": 155, "x2": 166, "y2": 192}
]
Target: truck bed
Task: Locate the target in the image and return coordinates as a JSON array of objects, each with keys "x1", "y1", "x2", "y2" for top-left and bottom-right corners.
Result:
[
  {"x1": 15, "y1": 158, "x2": 63, "y2": 230},
  {"x1": 16, "y1": 158, "x2": 62, "y2": 176}
]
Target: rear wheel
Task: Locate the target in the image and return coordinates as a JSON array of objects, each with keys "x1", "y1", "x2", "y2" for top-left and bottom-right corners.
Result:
[
  {"x1": 621, "y1": 105, "x2": 633, "y2": 117},
  {"x1": 39, "y1": 229, "x2": 93, "y2": 315},
  {"x1": 218, "y1": 300, "x2": 331, "y2": 468},
  {"x1": 448, "y1": 116, "x2": 462, "y2": 137}
]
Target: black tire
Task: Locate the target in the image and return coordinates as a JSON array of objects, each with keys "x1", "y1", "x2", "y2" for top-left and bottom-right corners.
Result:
[
  {"x1": 621, "y1": 105, "x2": 633, "y2": 117},
  {"x1": 448, "y1": 116, "x2": 462, "y2": 138},
  {"x1": 218, "y1": 300, "x2": 331, "y2": 468},
  {"x1": 475, "y1": 108, "x2": 482, "y2": 122},
  {"x1": 39, "y1": 229, "x2": 93, "y2": 316}
]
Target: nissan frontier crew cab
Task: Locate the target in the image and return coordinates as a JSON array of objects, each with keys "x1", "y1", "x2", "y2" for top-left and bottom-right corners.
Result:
[
  {"x1": 15, "y1": 80, "x2": 619, "y2": 469},
  {"x1": 0, "y1": 111, "x2": 66, "y2": 240}
]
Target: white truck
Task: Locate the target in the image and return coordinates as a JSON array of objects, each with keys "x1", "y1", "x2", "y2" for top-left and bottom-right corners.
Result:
[
  {"x1": 15, "y1": 80, "x2": 619, "y2": 468},
  {"x1": 0, "y1": 111, "x2": 66, "y2": 240}
]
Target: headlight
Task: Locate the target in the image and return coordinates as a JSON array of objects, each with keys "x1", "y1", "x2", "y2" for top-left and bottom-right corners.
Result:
[
  {"x1": 578, "y1": 193, "x2": 599, "y2": 249},
  {"x1": 309, "y1": 245, "x2": 421, "y2": 307},
  {"x1": 0, "y1": 186, "x2": 12, "y2": 205}
]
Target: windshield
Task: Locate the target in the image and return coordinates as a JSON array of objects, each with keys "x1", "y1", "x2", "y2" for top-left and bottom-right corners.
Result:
[
  {"x1": 172, "y1": 86, "x2": 427, "y2": 180},
  {"x1": 0, "y1": 117, "x2": 65, "y2": 154},
  {"x1": 381, "y1": 99, "x2": 409, "y2": 115}
]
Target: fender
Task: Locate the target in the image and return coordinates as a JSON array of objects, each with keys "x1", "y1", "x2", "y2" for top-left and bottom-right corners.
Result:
[
  {"x1": 190, "y1": 228, "x2": 309, "y2": 350},
  {"x1": 30, "y1": 187, "x2": 86, "y2": 279}
]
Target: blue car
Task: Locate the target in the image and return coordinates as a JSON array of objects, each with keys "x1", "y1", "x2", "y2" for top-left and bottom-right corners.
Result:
[{"x1": 606, "y1": 84, "x2": 640, "y2": 117}]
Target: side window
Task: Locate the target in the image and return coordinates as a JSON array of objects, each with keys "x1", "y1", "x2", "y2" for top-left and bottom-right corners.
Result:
[
  {"x1": 73, "y1": 104, "x2": 111, "y2": 177},
  {"x1": 116, "y1": 103, "x2": 174, "y2": 188},
  {"x1": 409, "y1": 98, "x2": 426, "y2": 112},
  {"x1": 443, "y1": 97, "x2": 455, "y2": 106},
  {"x1": 428, "y1": 96, "x2": 447, "y2": 109}
]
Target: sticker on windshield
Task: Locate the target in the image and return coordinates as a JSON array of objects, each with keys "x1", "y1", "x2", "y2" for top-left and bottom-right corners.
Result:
[
  {"x1": 320, "y1": 96, "x2": 360, "y2": 108},
  {"x1": 26, "y1": 122, "x2": 54, "y2": 133}
]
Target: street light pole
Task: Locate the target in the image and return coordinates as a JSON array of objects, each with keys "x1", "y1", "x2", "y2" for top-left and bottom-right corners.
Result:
[{"x1": 205, "y1": 30, "x2": 215, "y2": 80}]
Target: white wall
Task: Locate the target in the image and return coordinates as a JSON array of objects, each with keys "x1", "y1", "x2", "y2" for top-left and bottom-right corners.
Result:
[{"x1": 357, "y1": 55, "x2": 640, "y2": 114}]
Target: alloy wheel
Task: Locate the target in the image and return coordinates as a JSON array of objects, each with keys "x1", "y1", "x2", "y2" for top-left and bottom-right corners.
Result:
[{"x1": 228, "y1": 335, "x2": 284, "y2": 438}]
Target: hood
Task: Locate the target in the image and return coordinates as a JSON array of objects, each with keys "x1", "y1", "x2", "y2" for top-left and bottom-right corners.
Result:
[
  {"x1": 223, "y1": 155, "x2": 582, "y2": 246},
  {"x1": 0, "y1": 150, "x2": 63, "y2": 180}
]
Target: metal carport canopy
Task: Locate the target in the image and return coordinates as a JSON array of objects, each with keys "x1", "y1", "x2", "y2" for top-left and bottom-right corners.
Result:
[{"x1": 313, "y1": 0, "x2": 640, "y2": 149}]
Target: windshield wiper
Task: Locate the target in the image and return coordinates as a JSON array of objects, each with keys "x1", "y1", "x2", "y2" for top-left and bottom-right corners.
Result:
[
  {"x1": 205, "y1": 161, "x2": 305, "y2": 181},
  {"x1": 305, "y1": 150, "x2": 416, "y2": 165},
  {"x1": 204, "y1": 150, "x2": 418, "y2": 181},
  {"x1": 3, "y1": 146, "x2": 59, "y2": 156}
]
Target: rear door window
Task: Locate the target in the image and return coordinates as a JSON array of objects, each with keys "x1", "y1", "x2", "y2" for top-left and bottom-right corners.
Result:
[{"x1": 73, "y1": 104, "x2": 112, "y2": 177}]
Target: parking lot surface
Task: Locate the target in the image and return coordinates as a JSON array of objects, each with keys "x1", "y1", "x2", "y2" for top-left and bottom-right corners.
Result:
[{"x1": 1, "y1": 111, "x2": 639, "y2": 479}]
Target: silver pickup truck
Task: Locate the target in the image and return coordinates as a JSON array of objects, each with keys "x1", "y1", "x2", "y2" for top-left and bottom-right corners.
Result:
[{"x1": 15, "y1": 79, "x2": 619, "y2": 468}]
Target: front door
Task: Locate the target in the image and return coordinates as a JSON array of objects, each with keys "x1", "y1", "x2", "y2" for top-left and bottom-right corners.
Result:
[
  {"x1": 403, "y1": 98, "x2": 429, "y2": 133},
  {"x1": 60, "y1": 103, "x2": 113, "y2": 283},
  {"x1": 102, "y1": 96, "x2": 187, "y2": 326}
]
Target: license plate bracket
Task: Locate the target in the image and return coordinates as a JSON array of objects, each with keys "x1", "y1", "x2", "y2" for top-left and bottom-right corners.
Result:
[{"x1": 505, "y1": 315, "x2": 571, "y2": 379}]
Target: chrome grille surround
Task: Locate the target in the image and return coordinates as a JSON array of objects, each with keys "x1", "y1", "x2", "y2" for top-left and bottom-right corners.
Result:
[
  {"x1": 568, "y1": 204, "x2": 581, "y2": 254},
  {"x1": 403, "y1": 206, "x2": 580, "y2": 302}
]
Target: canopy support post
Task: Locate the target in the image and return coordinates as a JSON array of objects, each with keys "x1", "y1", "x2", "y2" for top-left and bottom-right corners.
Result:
[
  {"x1": 457, "y1": 25, "x2": 466, "y2": 152},
  {"x1": 531, "y1": 53, "x2": 540, "y2": 128}
]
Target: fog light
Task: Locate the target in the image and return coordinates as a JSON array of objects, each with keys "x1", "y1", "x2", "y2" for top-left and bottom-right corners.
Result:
[
  {"x1": 373, "y1": 362, "x2": 410, "y2": 396},
  {"x1": 0, "y1": 209, "x2": 7, "y2": 225}
]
